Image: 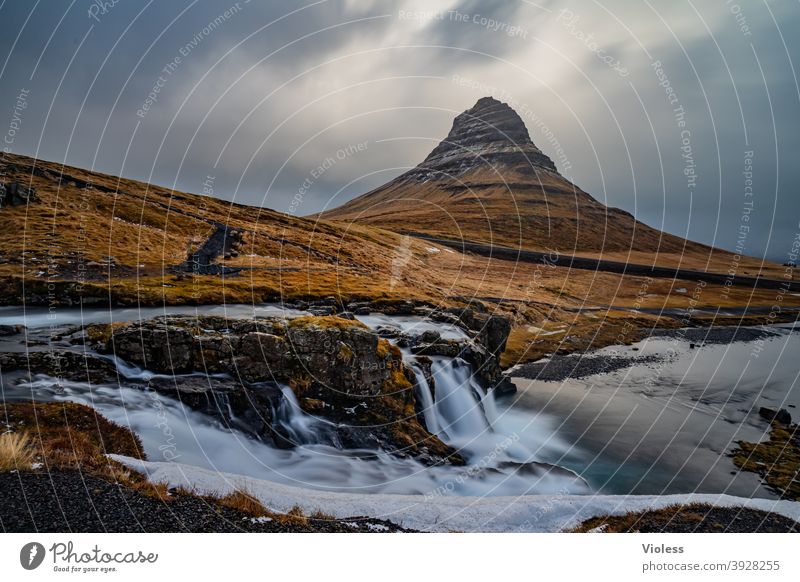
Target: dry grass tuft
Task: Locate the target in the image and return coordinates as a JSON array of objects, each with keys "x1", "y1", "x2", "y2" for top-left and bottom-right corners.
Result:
[
  {"x1": 0, "y1": 431, "x2": 36, "y2": 471},
  {"x1": 213, "y1": 492, "x2": 334, "y2": 526},
  {"x1": 0, "y1": 401, "x2": 173, "y2": 498},
  {"x1": 279, "y1": 504, "x2": 309, "y2": 526},
  {"x1": 216, "y1": 490, "x2": 272, "y2": 518}
]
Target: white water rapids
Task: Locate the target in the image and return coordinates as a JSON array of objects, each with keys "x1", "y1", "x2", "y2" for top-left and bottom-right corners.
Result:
[{"x1": 3, "y1": 309, "x2": 588, "y2": 496}]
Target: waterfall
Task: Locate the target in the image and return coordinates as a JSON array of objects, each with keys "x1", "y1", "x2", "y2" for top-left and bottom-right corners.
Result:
[
  {"x1": 471, "y1": 378, "x2": 499, "y2": 426},
  {"x1": 7, "y1": 309, "x2": 589, "y2": 496},
  {"x1": 274, "y1": 385, "x2": 325, "y2": 445},
  {"x1": 411, "y1": 357, "x2": 500, "y2": 446},
  {"x1": 102, "y1": 354, "x2": 157, "y2": 381},
  {"x1": 431, "y1": 358, "x2": 491, "y2": 441},
  {"x1": 410, "y1": 367, "x2": 442, "y2": 436}
]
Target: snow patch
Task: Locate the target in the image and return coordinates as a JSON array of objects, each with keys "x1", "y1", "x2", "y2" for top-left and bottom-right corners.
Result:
[
  {"x1": 248, "y1": 516, "x2": 273, "y2": 524},
  {"x1": 111, "y1": 456, "x2": 800, "y2": 533}
]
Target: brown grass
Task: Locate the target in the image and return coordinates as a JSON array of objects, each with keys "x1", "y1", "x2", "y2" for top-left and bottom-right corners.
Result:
[
  {"x1": 214, "y1": 490, "x2": 335, "y2": 525},
  {"x1": 501, "y1": 310, "x2": 665, "y2": 367},
  {"x1": 0, "y1": 401, "x2": 171, "y2": 498},
  {"x1": 288, "y1": 315, "x2": 369, "y2": 331},
  {"x1": 0, "y1": 431, "x2": 36, "y2": 471},
  {"x1": 732, "y1": 422, "x2": 800, "y2": 500},
  {"x1": 571, "y1": 503, "x2": 773, "y2": 533},
  {"x1": 216, "y1": 490, "x2": 272, "y2": 518},
  {"x1": 4, "y1": 151, "x2": 800, "y2": 373},
  {"x1": 572, "y1": 504, "x2": 701, "y2": 532}
]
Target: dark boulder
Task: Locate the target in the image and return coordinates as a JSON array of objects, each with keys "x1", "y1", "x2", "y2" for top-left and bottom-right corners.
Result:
[
  {"x1": 0, "y1": 324, "x2": 25, "y2": 336},
  {"x1": 419, "y1": 329, "x2": 441, "y2": 344},
  {"x1": 411, "y1": 339, "x2": 463, "y2": 358},
  {"x1": 759, "y1": 407, "x2": 792, "y2": 426}
]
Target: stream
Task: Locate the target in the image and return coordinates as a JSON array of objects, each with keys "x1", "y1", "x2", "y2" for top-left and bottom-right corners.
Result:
[
  {"x1": 0, "y1": 304, "x2": 586, "y2": 497},
  {"x1": 0, "y1": 304, "x2": 795, "y2": 500}
]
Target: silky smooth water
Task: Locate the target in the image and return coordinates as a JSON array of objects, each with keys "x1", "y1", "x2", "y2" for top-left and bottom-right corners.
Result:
[
  {"x1": 2, "y1": 304, "x2": 794, "y2": 499},
  {"x1": 0, "y1": 306, "x2": 587, "y2": 496},
  {"x1": 10, "y1": 369, "x2": 586, "y2": 496},
  {"x1": 0, "y1": 303, "x2": 306, "y2": 328},
  {"x1": 513, "y1": 325, "x2": 800, "y2": 497}
]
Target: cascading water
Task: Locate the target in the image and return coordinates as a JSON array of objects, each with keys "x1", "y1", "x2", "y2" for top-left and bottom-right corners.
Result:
[
  {"x1": 274, "y1": 385, "x2": 331, "y2": 445},
  {"x1": 429, "y1": 358, "x2": 491, "y2": 442},
  {"x1": 410, "y1": 356, "x2": 567, "y2": 469},
  {"x1": 410, "y1": 368, "x2": 441, "y2": 436},
  {"x1": 2, "y1": 310, "x2": 590, "y2": 496}
]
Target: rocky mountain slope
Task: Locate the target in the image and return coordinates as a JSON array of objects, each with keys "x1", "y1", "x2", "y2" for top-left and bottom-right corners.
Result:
[
  {"x1": 1, "y1": 132, "x2": 796, "y2": 369},
  {"x1": 319, "y1": 97, "x2": 754, "y2": 272}
]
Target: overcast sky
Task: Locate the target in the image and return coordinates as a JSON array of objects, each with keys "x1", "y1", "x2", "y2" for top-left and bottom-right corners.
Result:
[{"x1": 1, "y1": 0, "x2": 798, "y2": 261}]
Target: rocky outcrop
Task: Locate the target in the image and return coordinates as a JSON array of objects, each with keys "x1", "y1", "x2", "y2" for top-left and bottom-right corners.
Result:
[
  {"x1": 759, "y1": 407, "x2": 792, "y2": 426},
  {"x1": 284, "y1": 298, "x2": 514, "y2": 395},
  {"x1": 85, "y1": 315, "x2": 462, "y2": 465},
  {"x1": 178, "y1": 222, "x2": 243, "y2": 276},
  {"x1": 0, "y1": 181, "x2": 38, "y2": 207},
  {"x1": 0, "y1": 350, "x2": 118, "y2": 383},
  {"x1": 429, "y1": 306, "x2": 514, "y2": 395},
  {"x1": 109, "y1": 324, "x2": 195, "y2": 373}
]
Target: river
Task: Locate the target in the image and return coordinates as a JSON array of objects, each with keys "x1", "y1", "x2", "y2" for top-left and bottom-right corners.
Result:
[{"x1": 1, "y1": 304, "x2": 795, "y2": 501}]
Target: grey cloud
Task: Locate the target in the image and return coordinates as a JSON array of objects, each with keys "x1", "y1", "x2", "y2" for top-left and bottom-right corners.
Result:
[{"x1": 0, "y1": 0, "x2": 798, "y2": 260}]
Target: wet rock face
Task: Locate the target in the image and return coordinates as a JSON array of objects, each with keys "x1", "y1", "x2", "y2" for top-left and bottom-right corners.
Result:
[
  {"x1": 437, "y1": 307, "x2": 513, "y2": 393},
  {"x1": 100, "y1": 316, "x2": 394, "y2": 394},
  {"x1": 110, "y1": 325, "x2": 195, "y2": 373},
  {"x1": 0, "y1": 350, "x2": 118, "y2": 383},
  {"x1": 145, "y1": 375, "x2": 284, "y2": 444},
  {"x1": 405, "y1": 96, "x2": 558, "y2": 180}
]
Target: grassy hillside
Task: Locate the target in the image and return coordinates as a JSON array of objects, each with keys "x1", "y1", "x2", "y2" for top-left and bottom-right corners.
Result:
[
  {"x1": 1, "y1": 151, "x2": 797, "y2": 368},
  {"x1": 319, "y1": 164, "x2": 779, "y2": 277}
]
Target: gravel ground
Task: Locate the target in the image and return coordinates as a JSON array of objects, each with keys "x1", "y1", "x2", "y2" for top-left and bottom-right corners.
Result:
[
  {"x1": 650, "y1": 326, "x2": 782, "y2": 345},
  {"x1": 511, "y1": 326, "x2": 788, "y2": 382},
  {"x1": 0, "y1": 469, "x2": 411, "y2": 533},
  {"x1": 511, "y1": 353, "x2": 662, "y2": 382}
]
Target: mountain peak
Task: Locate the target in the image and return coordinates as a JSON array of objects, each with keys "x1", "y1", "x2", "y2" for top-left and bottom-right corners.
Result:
[
  {"x1": 406, "y1": 96, "x2": 558, "y2": 181},
  {"x1": 471, "y1": 95, "x2": 504, "y2": 109}
]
